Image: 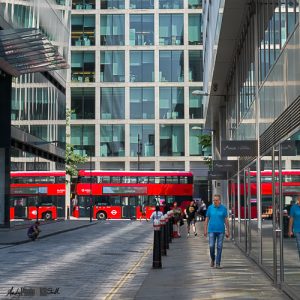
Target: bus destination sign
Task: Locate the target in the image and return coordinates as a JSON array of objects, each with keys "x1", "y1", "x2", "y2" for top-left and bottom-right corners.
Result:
[{"x1": 103, "y1": 186, "x2": 148, "y2": 194}]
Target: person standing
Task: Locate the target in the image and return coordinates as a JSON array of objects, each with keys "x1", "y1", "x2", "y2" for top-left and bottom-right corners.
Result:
[
  {"x1": 198, "y1": 200, "x2": 207, "y2": 221},
  {"x1": 150, "y1": 206, "x2": 163, "y2": 222},
  {"x1": 185, "y1": 200, "x2": 198, "y2": 237},
  {"x1": 204, "y1": 194, "x2": 229, "y2": 269},
  {"x1": 288, "y1": 196, "x2": 300, "y2": 258}
]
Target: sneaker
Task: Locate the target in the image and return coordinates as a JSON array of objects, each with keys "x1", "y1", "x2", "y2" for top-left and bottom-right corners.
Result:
[
  {"x1": 210, "y1": 260, "x2": 215, "y2": 268},
  {"x1": 216, "y1": 265, "x2": 222, "y2": 269},
  {"x1": 194, "y1": 232, "x2": 197, "y2": 236}
]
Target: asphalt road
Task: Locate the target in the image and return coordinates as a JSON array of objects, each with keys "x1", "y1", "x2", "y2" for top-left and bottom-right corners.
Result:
[{"x1": 0, "y1": 220, "x2": 153, "y2": 300}]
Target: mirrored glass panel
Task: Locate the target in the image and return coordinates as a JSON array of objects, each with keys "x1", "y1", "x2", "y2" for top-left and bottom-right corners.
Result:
[
  {"x1": 100, "y1": 125, "x2": 125, "y2": 157},
  {"x1": 130, "y1": 14, "x2": 154, "y2": 46},
  {"x1": 130, "y1": 125, "x2": 155, "y2": 157},
  {"x1": 160, "y1": 124, "x2": 184, "y2": 156},
  {"x1": 159, "y1": 87, "x2": 184, "y2": 119},
  {"x1": 100, "y1": 15, "x2": 125, "y2": 45},
  {"x1": 71, "y1": 88, "x2": 95, "y2": 119},
  {"x1": 100, "y1": 88, "x2": 125, "y2": 120},
  {"x1": 159, "y1": 51, "x2": 184, "y2": 82}
]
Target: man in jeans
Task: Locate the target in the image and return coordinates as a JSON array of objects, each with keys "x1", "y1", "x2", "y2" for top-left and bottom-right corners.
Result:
[
  {"x1": 204, "y1": 194, "x2": 229, "y2": 269},
  {"x1": 288, "y1": 195, "x2": 300, "y2": 259}
]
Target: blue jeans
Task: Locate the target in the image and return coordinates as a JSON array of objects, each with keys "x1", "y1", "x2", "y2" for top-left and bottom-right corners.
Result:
[
  {"x1": 295, "y1": 232, "x2": 300, "y2": 259},
  {"x1": 209, "y1": 232, "x2": 225, "y2": 265}
]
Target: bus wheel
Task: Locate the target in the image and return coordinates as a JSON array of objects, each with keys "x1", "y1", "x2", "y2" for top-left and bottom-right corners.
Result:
[
  {"x1": 96, "y1": 211, "x2": 107, "y2": 220},
  {"x1": 43, "y1": 212, "x2": 52, "y2": 221}
]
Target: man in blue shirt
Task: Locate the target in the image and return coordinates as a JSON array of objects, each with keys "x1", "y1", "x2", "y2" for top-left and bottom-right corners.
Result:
[
  {"x1": 204, "y1": 194, "x2": 229, "y2": 268},
  {"x1": 288, "y1": 196, "x2": 300, "y2": 259}
]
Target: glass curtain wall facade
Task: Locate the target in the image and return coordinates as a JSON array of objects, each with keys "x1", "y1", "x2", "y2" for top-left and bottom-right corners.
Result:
[
  {"x1": 204, "y1": 0, "x2": 300, "y2": 298},
  {"x1": 0, "y1": 0, "x2": 70, "y2": 171},
  {"x1": 68, "y1": 0, "x2": 207, "y2": 186}
]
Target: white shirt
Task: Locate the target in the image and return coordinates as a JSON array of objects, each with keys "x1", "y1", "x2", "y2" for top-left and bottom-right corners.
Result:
[{"x1": 150, "y1": 211, "x2": 163, "y2": 222}]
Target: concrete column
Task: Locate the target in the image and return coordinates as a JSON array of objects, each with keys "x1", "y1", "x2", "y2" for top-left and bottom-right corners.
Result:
[{"x1": 0, "y1": 72, "x2": 12, "y2": 227}]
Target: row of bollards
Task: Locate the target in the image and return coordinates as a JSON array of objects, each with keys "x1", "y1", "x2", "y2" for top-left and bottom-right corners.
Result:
[{"x1": 153, "y1": 210, "x2": 174, "y2": 269}]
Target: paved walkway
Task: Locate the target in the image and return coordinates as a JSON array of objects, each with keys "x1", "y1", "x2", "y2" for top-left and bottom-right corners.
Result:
[
  {"x1": 0, "y1": 220, "x2": 291, "y2": 299},
  {"x1": 134, "y1": 222, "x2": 289, "y2": 300}
]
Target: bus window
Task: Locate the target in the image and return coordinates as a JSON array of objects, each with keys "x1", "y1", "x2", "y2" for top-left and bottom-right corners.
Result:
[
  {"x1": 94, "y1": 196, "x2": 109, "y2": 206},
  {"x1": 111, "y1": 176, "x2": 121, "y2": 183},
  {"x1": 123, "y1": 176, "x2": 137, "y2": 183},
  {"x1": 166, "y1": 196, "x2": 175, "y2": 204},
  {"x1": 56, "y1": 176, "x2": 65, "y2": 184},
  {"x1": 98, "y1": 176, "x2": 110, "y2": 183},
  {"x1": 149, "y1": 176, "x2": 165, "y2": 183},
  {"x1": 110, "y1": 196, "x2": 121, "y2": 206},
  {"x1": 166, "y1": 176, "x2": 179, "y2": 184},
  {"x1": 137, "y1": 176, "x2": 148, "y2": 183},
  {"x1": 39, "y1": 196, "x2": 53, "y2": 206}
]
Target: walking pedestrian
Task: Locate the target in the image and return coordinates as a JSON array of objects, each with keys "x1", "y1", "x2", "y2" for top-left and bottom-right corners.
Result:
[
  {"x1": 198, "y1": 200, "x2": 207, "y2": 221},
  {"x1": 288, "y1": 195, "x2": 300, "y2": 258},
  {"x1": 204, "y1": 194, "x2": 230, "y2": 269},
  {"x1": 172, "y1": 201, "x2": 183, "y2": 238},
  {"x1": 185, "y1": 200, "x2": 198, "y2": 237}
]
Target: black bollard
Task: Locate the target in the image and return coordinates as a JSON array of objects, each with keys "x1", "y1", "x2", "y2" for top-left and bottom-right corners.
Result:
[
  {"x1": 160, "y1": 216, "x2": 167, "y2": 256},
  {"x1": 153, "y1": 220, "x2": 162, "y2": 269},
  {"x1": 169, "y1": 211, "x2": 174, "y2": 240},
  {"x1": 164, "y1": 215, "x2": 169, "y2": 250},
  {"x1": 168, "y1": 212, "x2": 173, "y2": 243}
]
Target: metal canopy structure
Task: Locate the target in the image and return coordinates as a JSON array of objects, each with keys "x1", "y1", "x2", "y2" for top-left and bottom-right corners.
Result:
[
  {"x1": 11, "y1": 126, "x2": 65, "y2": 163},
  {"x1": 0, "y1": 28, "x2": 68, "y2": 76}
]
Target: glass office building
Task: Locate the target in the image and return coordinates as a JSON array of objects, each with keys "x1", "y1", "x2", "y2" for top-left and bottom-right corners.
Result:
[
  {"x1": 0, "y1": 0, "x2": 70, "y2": 171},
  {"x1": 203, "y1": 1, "x2": 300, "y2": 298},
  {"x1": 68, "y1": 0, "x2": 207, "y2": 192}
]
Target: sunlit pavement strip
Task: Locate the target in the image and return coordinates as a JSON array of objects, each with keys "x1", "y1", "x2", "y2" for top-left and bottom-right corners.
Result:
[{"x1": 0, "y1": 221, "x2": 154, "y2": 300}]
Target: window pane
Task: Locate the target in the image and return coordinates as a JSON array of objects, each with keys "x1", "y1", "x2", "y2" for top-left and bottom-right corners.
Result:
[
  {"x1": 100, "y1": 51, "x2": 125, "y2": 82},
  {"x1": 188, "y1": 0, "x2": 202, "y2": 9},
  {"x1": 159, "y1": 0, "x2": 183, "y2": 9},
  {"x1": 130, "y1": 87, "x2": 154, "y2": 119},
  {"x1": 189, "y1": 50, "x2": 203, "y2": 81},
  {"x1": 71, "y1": 51, "x2": 95, "y2": 82},
  {"x1": 100, "y1": 0, "x2": 125, "y2": 9},
  {"x1": 160, "y1": 125, "x2": 184, "y2": 156},
  {"x1": 130, "y1": 125, "x2": 155, "y2": 157},
  {"x1": 100, "y1": 125, "x2": 125, "y2": 157},
  {"x1": 159, "y1": 51, "x2": 184, "y2": 82},
  {"x1": 159, "y1": 87, "x2": 184, "y2": 119},
  {"x1": 71, "y1": 125, "x2": 95, "y2": 156},
  {"x1": 130, "y1": 14, "x2": 154, "y2": 45},
  {"x1": 189, "y1": 87, "x2": 203, "y2": 119},
  {"x1": 71, "y1": 88, "x2": 95, "y2": 119},
  {"x1": 159, "y1": 14, "x2": 183, "y2": 45},
  {"x1": 100, "y1": 88, "x2": 125, "y2": 119},
  {"x1": 100, "y1": 15, "x2": 125, "y2": 45},
  {"x1": 130, "y1": 51, "x2": 154, "y2": 82},
  {"x1": 130, "y1": 0, "x2": 154, "y2": 9},
  {"x1": 188, "y1": 14, "x2": 202, "y2": 45},
  {"x1": 71, "y1": 15, "x2": 95, "y2": 46}
]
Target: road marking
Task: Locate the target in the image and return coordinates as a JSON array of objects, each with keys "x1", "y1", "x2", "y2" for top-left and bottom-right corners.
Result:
[{"x1": 105, "y1": 244, "x2": 152, "y2": 300}]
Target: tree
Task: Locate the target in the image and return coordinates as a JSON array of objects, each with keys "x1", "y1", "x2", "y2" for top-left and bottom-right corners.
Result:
[
  {"x1": 199, "y1": 133, "x2": 212, "y2": 169},
  {"x1": 65, "y1": 109, "x2": 87, "y2": 219},
  {"x1": 65, "y1": 109, "x2": 87, "y2": 179}
]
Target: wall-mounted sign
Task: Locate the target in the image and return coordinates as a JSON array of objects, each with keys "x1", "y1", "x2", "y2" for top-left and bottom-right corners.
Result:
[
  {"x1": 208, "y1": 171, "x2": 227, "y2": 180},
  {"x1": 221, "y1": 140, "x2": 258, "y2": 156},
  {"x1": 213, "y1": 160, "x2": 237, "y2": 172}
]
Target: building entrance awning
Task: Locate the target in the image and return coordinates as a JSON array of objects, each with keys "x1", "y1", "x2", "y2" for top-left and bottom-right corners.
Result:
[{"x1": 0, "y1": 28, "x2": 69, "y2": 76}]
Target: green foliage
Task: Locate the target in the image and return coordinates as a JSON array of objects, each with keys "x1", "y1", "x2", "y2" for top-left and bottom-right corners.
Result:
[
  {"x1": 65, "y1": 109, "x2": 87, "y2": 178},
  {"x1": 199, "y1": 133, "x2": 212, "y2": 169},
  {"x1": 199, "y1": 134, "x2": 211, "y2": 149}
]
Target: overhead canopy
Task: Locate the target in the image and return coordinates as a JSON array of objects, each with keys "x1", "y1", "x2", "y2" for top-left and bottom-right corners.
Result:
[{"x1": 0, "y1": 28, "x2": 68, "y2": 76}]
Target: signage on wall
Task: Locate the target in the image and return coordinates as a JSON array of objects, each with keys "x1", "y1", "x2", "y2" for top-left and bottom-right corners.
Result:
[
  {"x1": 213, "y1": 160, "x2": 237, "y2": 172},
  {"x1": 221, "y1": 140, "x2": 258, "y2": 157},
  {"x1": 208, "y1": 171, "x2": 227, "y2": 180}
]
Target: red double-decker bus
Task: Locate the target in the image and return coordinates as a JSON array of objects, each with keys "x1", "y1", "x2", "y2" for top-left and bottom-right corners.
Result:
[
  {"x1": 73, "y1": 170, "x2": 193, "y2": 220},
  {"x1": 230, "y1": 170, "x2": 300, "y2": 219},
  {"x1": 10, "y1": 171, "x2": 66, "y2": 220}
]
